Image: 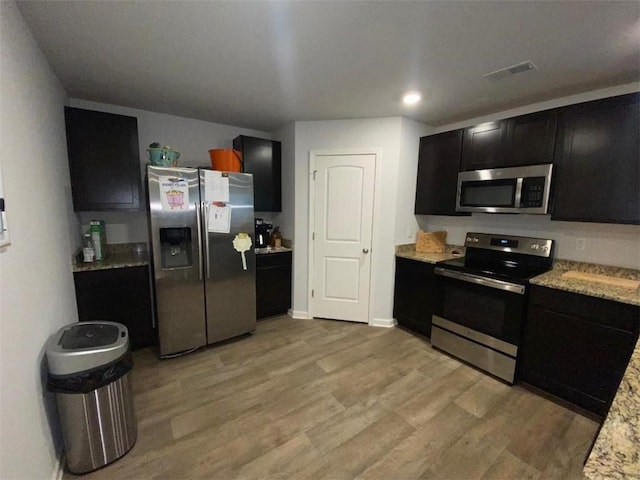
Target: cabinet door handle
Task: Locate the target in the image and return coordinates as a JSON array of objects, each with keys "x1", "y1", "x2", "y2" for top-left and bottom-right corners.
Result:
[{"x1": 363, "y1": 248, "x2": 369, "y2": 254}]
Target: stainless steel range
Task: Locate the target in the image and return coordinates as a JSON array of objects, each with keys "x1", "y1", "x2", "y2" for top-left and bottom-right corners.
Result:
[{"x1": 431, "y1": 232, "x2": 554, "y2": 383}]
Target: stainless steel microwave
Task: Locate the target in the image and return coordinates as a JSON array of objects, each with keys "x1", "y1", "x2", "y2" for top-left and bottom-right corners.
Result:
[{"x1": 456, "y1": 164, "x2": 553, "y2": 214}]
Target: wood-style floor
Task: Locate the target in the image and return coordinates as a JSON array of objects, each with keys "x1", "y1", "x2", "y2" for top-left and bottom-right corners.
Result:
[{"x1": 67, "y1": 315, "x2": 599, "y2": 479}]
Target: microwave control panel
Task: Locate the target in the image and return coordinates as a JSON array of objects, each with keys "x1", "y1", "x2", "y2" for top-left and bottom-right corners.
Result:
[{"x1": 520, "y1": 176, "x2": 546, "y2": 208}]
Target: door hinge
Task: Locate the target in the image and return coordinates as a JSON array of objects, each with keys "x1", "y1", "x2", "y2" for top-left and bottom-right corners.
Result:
[
  {"x1": 311, "y1": 289, "x2": 314, "y2": 297},
  {"x1": 312, "y1": 232, "x2": 315, "y2": 240},
  {"x1": 313, "y1": 170, "x2": 317, "y2": 180}
]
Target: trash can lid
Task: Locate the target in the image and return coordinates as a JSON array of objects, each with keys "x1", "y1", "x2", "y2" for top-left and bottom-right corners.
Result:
[
  {"x1": 46, "y1": 321, "x2": 130, "y2": 376},
  {"x1": 60, "y1": 323, "x2": 120, "y2": 350}
]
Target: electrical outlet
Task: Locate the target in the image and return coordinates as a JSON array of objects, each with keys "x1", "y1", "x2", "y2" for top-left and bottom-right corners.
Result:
[
  {"x1": 576, "y1": 238, "x2": 586, "y2": 252},
  {"x1": 406, "y1": 226, "x2": 416, "y2": 239}
]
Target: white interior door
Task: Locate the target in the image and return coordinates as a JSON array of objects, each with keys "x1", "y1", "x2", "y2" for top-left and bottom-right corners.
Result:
[{"x1": 311, "y1": 153, "x2": 376, "y2": 323}]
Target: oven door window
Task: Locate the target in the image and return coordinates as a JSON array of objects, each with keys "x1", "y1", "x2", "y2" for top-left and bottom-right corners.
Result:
[
  {"x1": 460, "y1": 179, "x2": 517, "y2": 207},
  {"x1": 439, "y1": 276, "x2": 524, "y2": 345}
]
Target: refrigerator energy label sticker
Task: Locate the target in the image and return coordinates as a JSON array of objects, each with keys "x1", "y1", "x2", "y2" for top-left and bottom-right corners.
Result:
[{"x1": 159, "y1": 177, "x2": 189, "y2": 210}]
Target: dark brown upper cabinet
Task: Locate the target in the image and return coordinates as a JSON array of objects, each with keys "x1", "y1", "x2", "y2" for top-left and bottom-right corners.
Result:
[
  {"x1": 551, "y1": 93, "x2": 639, "y2": 225},
  {"x1": 460, "y1": 110, "x2": 558, "y2": 171},
  {"x1": 414, "y1": 130, "x2": 469, "y2": 216},
  {"x1": 505, "y1": 110, "x2": 557, "y2": 167},
  {"x1": 233, "y1": 135, "x2": 282, "y2": 212},
  {"x1": 460, "y1": 120, "x2": 508, "y2": 171},
  {"x1": 64, "y1": 107, "x2": 142, "y2": 211}
]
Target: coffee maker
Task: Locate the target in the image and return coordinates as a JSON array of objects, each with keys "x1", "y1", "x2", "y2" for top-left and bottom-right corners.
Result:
[{"x1": 254, "y1": 218, "x2": 272, "y2": 248}]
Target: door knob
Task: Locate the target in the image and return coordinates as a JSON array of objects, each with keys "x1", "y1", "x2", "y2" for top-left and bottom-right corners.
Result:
[{"x1": 363, "y1": 248, "x2": 369, "y2": 254}]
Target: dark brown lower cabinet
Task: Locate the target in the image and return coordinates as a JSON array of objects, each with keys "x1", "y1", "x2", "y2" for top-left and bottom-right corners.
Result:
[
  {"x1": 256, "y1": 251, "x2": 292, "y2": 319},
  {"x1": 520, "y1": 285, "x2": 639, "y2": 416},
  {"x1": 73, "y1": 266, "x2": 156, "y2": 350},
  {"x1": 393, "y1": 257, "x2": 437, "y2": 337}
]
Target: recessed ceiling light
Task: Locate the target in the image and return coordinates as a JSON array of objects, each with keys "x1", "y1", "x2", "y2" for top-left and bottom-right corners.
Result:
[{"x1": 403, "y1": 92, "x2": 422, "y2": 105}]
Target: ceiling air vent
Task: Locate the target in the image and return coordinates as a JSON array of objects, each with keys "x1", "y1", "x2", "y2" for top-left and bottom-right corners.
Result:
[{"x1": 483, "y1": 61, "x2": 539, "y2": 80}]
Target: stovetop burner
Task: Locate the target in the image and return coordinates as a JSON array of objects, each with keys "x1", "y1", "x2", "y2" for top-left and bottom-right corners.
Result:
[
  {"x1": 438, "y1": 256, "x2": 550, "y2": 284},
  {"x1": 437, "y1": 232, "x2": 555, "y2": 283}
]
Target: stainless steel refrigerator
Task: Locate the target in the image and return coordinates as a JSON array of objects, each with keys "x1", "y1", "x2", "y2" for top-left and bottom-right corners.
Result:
[{"x1": 147, "y1": 165, "x2": 256, "y2": 357}]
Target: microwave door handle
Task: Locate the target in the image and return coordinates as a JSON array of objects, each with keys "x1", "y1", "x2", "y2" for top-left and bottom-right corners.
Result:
[
  {"x1": 434, "y1": 267, "x2": 525, "y2": 295},
  {"x1": 514, "y1": 177, "x2": 523, "y2": 209}
]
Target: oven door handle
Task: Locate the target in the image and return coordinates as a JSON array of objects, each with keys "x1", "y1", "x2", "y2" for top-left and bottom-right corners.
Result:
[{"x1": 434, "y1": 267, "x2": 525, "y2": 295}]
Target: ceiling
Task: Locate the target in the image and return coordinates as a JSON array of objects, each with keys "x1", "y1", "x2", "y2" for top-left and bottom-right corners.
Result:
[{"x1": 17, "y1": 1, "x2": 640, "y2": 132}]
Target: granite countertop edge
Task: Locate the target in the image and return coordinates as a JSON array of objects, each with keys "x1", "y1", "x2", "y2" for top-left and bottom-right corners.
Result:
[
  {"x1": 395, "y1": 243, "x2": 465, "y2": 264},
  {"x1": 73, "y1": 242, "x2": 294, "y2": 271},
  {"x1": 72, "y1": 243, "x2": 149, "y2": 272},
  {"x1": 583, "y1": 335, "x2": 640, "y2": 479},
  {"x1": 530, "y1": 259, "x2": 640, "y2": 307},
  {"x1": 255, "y1": 246, "x2": 293, "y2": 255}
]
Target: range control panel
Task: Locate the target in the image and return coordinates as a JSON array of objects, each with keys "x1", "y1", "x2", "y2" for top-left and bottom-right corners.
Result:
[{"x1": 465, "y1": 232, "x2": 554, "y2": 258}]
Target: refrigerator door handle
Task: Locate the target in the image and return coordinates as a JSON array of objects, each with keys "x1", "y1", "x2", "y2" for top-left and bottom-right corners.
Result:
[
  {"x1": 204, "y1": 202, "x2": 211, "y2": 279},
  {"x1": 196, "y1": 201, "x2": 203, "y2": 280}
]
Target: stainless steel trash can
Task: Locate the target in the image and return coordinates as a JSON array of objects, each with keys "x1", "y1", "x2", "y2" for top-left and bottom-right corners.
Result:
[{"x1": 46, "y1": 321, "x2": 137, "y2": 474}]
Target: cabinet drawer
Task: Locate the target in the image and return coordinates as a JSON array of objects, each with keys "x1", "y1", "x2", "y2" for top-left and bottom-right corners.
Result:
[
  {"x1": 73, "y1": 266, "x2": 148, "y2": 289},
  {"x1": 256, "y1": 250, "x2": 292, "y2": 268},
  {"x1": 529, "y1": 285, "x2": 639, "y2": 333}
]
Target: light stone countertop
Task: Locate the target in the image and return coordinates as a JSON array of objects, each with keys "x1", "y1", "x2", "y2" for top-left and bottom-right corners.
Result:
[
  {"x1": 584, "y1": 336, "x2": 640, "y2": 480},
  {"x1": 395, "y1": 243, "x2": 465, "y2": 264},
  {"x1": 73, "y1": 242, "x2": 293, "y2": 271},
  {"x1": 72, "y1": 243, "x2": 149, "y2": 272},
  {"x1": 255, "y1": 246, "x2": 292, "y2": 255},
  {"x1": 530, "y1": 259, "x2": 640, "y2": 307}
]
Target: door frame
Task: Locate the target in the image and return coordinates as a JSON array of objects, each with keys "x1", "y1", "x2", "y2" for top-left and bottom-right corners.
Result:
[{"x1": 307, "y1": 148, "x2": 381, "y2": 325}]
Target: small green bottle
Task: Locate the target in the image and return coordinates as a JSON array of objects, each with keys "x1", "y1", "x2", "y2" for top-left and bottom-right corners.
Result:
[{"x1": 90, "y1": 220, "x2": 105, "y2": 261}]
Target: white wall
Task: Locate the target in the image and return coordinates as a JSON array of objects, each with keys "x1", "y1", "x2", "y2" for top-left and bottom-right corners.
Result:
[
  {"x1": 272, "y1": 122, "x2": 296, "y2": 242},
  {"x1": 395, "y1": 118, "x2": 435, "y2": 244},
  {"x1": 0, "y1": 2, "x2": 77, "y2": 478},
  {"x1": 420, "y1": 215, "x2": 640, "y2": 270},
  {"x1": 292, "y1": 117, "x2": 430, "y2": 323},
  {"x1": 68, "y1": 99, "x2": 270, "y2": 245},
  {"x1": 421, "y1": 83, "x2": 640, "y2": 270}
]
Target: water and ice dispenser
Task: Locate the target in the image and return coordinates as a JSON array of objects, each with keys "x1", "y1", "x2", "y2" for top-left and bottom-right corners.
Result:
[{"x1": 159, "y1": 227, "x2": 193, "y2": 269}]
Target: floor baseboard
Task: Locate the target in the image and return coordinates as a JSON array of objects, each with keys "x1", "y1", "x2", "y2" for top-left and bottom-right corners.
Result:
[
  {"x1": 370, "y1": 317, "x2": 397, "y2": 328},
  {"x1": 51, "y1": 452, "x2": 64, "y2": 480}
]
